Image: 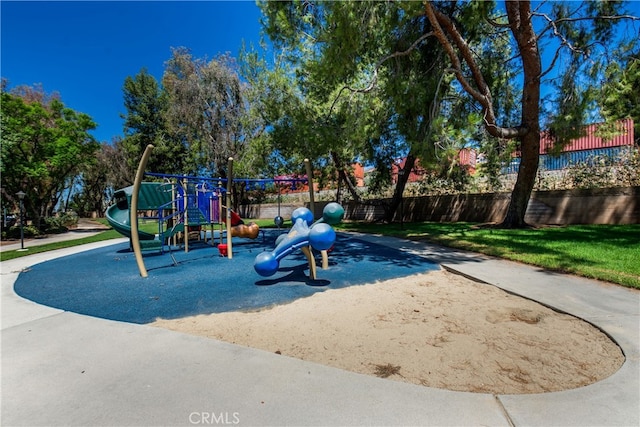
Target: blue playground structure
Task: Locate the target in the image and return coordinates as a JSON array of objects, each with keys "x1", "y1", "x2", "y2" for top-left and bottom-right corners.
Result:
[
  {"x1": 106, "y1": 173, "x2": 309, "y2": 254},
  {"x1": 106, "y1": 177, "x2": 238, "y2": 253},
  {"x1": 105, "y1": 144, "x2": 330, "y2": 278},
  {"x1": 254, "y1": 202, "x2": 345, "y2": 279}
]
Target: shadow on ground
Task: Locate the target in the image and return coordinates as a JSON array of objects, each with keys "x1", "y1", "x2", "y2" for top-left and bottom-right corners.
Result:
[{"x1": 14, "y1": 231, "x2": 438, "y2": 323}]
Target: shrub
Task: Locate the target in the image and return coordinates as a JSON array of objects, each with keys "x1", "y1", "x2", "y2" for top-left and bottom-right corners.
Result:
[
  {"x1": 44, "y1": 212, "x2": 77, "y2": 234},
  {"x1": 5, "y1": 225, "x2": 41, "y2": 239}
]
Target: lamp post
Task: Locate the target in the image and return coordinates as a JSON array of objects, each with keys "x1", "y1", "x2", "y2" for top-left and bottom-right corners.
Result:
[
  {"x1": 397, "y1": 169, "x2": 405, "y2": 230},
  {"x1": 16, "y1": 191, "x2": 27, "y2": 251}
]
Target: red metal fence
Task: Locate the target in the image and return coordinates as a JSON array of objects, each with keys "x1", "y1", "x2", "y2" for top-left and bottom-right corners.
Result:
[{"x1": 539, "y1": 118, "x2": 634, "y2": 154}]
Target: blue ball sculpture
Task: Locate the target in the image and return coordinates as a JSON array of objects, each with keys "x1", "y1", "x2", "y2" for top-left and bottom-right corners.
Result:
[
  {"x1": 309, "y1": 223, "x2": 335, "y2": 251},
  {"x1": 254, "y1": 251, "x2": 279, "y2": 277},
  {"x1": 254, "y1": 203, "x2": 344, "y2": 278},
  {"x1": 291, "y1": 207, "x2": 314, "y2": 225}
]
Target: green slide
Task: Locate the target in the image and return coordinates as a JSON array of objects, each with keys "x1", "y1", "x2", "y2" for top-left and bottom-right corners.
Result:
[
  {"x1": 106, "y1": 182, "x2": 171, "y2": 241},
  {"x1": 106, "y1": 203, "x2": 157, "y2": 240}
]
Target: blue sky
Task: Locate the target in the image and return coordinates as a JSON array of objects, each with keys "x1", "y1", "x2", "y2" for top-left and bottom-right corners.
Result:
[
  {"x1": 2, "y1": 1, "x2": 639, "y2": 145},
  {"x1": 1, "y1": 1, "x2": 264, "y2": 143}
]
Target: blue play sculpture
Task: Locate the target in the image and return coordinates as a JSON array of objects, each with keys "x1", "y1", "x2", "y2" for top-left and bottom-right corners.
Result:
[{"x1": 254, "y1": 202, "x2": 344, "y2": 279}]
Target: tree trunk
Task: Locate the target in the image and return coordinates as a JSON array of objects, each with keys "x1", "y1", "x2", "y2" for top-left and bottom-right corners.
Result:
[
  {"x1": 330, "y1": 151, "x2": 361, "y2": 202},
  {"x1": 501, "y1": 131, "x2": 539, "y2": 227},
  {"x1": 384, "y1": 154, "x2": 416, "y2": 223},
  {"x1": 335, "y1": 175, "x2": 343, "y2": 204},
  {"x1": 501, "y1": 1, "x2": 542, "y2": 228}
]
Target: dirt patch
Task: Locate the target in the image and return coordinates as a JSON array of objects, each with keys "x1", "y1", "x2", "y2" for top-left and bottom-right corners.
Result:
[{"x1": 151, "y1": 269, "x2": 624, "y2": 394}]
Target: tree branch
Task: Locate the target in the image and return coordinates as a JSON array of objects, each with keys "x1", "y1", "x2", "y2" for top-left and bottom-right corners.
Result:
[
  {"x1": 485, "y1": 13, "x2": 511, "y2": 29},
  {"x1": 536, "y1": 11, "x2": 640, "y2": 78},
  {"x1": 540, "y1": 13, "x2": 640, "y2": 25},
  {"x1": 424, "y1": 3, "x2": 489, "y2": 105},
  {"x1": 424, "y1": 1, "x2": 525, "y2": 139},
  {"x1": 327, "y1": 31, "x2": 434, "y2": 116},
  {"x1": 534, "y1": 11, "x2": 589, "y2": 58}
]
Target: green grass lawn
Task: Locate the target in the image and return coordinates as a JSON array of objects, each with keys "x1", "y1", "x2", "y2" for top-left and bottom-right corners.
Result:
[
  {"x1": 2, "y1": 218, "x2": 638, "y2": 289},
  {"x1": 336, "y1": 222, "x2": 640, "y2": 289}
]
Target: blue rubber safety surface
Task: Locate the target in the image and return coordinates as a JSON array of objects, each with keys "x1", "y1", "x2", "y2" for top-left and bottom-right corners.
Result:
[{"x1": 14, "y1": 231, "x2": 438, "y2": 324}]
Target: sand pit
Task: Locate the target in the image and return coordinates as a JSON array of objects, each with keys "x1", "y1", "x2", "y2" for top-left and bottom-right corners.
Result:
[{"x1": 151, "y1": 269, "x2": 624, "y2": 394}]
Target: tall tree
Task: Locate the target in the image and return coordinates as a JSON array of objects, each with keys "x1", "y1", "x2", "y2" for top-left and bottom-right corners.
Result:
[
  {"x1": 257, "y1": 1, "x2": 465, "y2": 219},
  {"x1": 257, "y1": 1, "x2": 519, "y2": 220},
  {"x1": 241, "y1": 44, "x2": 387, "y2": 202},
  {"x1": 71, "y1": 139, "x2": 133, "y2": 216},
  {"x1": 121, "y1": 68, "x2": 185, "y2": 176},
  {"x1": 600, "y1": 43, "x2": 640, "y2": 143},
  {"x1": 1, "y1": 84, "x2": 99, "y2": 228},
  {"x1": 424, "y1": 0, "x2": 639, "y2": 227},
  {"x1": 162, "y1": 47, "x2": 249, "y2": 177}
]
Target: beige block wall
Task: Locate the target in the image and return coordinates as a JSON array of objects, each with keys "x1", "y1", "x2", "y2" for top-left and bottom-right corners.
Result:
[
  {"x1": 241, "y1": 187, "x2": 639, "y2": 225},
  {"x1": 340, "y1": 186, "x2": 639, "y2": 225},
  {"x1": 525, "y1": 187, "x2": 639, "y2": 225}
]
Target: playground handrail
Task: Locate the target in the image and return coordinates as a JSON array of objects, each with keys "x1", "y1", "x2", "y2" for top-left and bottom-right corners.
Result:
[{"x1": 145, "y1": 172, "x2": 309, "y2": 186}]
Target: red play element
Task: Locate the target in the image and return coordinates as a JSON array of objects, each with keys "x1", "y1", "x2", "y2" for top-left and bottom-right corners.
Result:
[
  {"x1": 230, "y1": 211, "x2": 243, "y2": 226},
  {"x1": 218, "y1": 244, "x2": 228, "y2": 257}
]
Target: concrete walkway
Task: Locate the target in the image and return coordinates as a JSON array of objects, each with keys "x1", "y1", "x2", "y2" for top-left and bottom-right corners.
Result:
[{"x1": 1, "y1": 232, "x2": 638, "y2": 426}]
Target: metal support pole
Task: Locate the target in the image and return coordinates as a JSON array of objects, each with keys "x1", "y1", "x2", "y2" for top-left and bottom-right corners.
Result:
[
  {"x1": 131, "y1": 144, "x2": 154, "y2": 278},
  {"x1": 16, "y1": 191, "x2": 26, "y2": 251},
  {"x1": 226, "y1": 157, "x2": 233, "y2": 259},
  {"x1": 183, "y1": 178, "x2": 189, "y2": 253}
]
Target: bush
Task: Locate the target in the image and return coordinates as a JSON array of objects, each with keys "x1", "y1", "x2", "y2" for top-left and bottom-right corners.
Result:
[
  {"x1": 530, "y1": 146, "x2": 640, "y2": 191},
  {"x1": 44, "y1": 212, "x2": 77, "y2": 234},
  {"x1": 43, "y1": 218, "x2": 68, "y2": 234},
  {"x1": 4, "y1": 225, "x2": 41, "y2": 239}
]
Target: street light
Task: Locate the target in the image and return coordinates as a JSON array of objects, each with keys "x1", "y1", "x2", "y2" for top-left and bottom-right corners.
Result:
[
  {"x1": 397, "y1": 169, "x2": 405, "y2": 230},
  {"x1": 16, "y1": 191, "x2": 27, "y2": 251}
]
